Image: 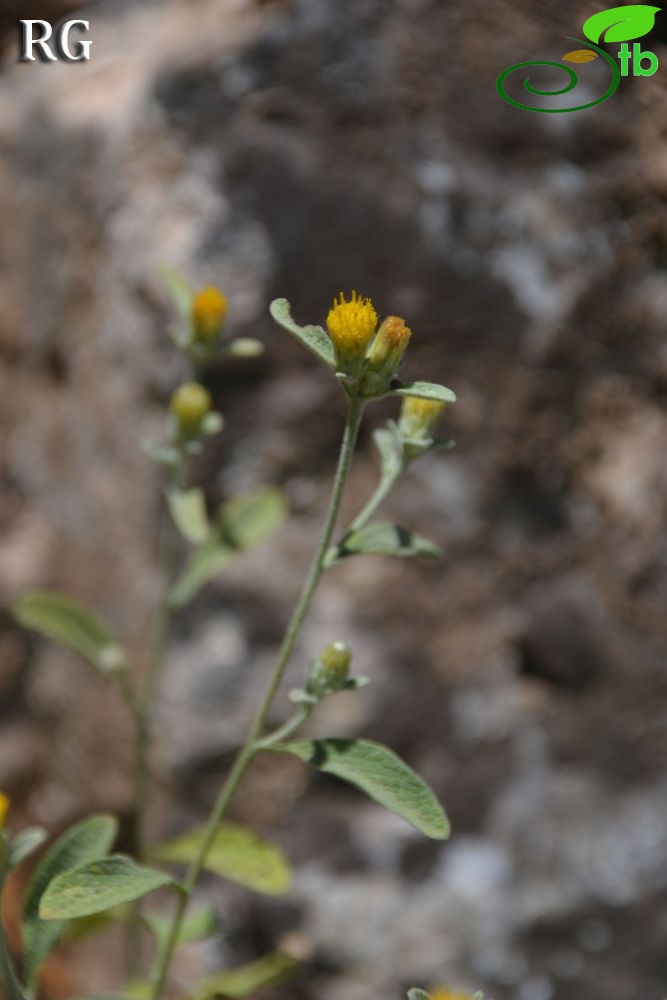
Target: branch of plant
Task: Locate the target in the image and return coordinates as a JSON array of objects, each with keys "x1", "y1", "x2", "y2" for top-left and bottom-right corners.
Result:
[
  {"x1": 149, "y1": 394, "x2": 365, "y2": 1000},
  {"x1": 0, "y1": 875, "x2": 24, "y2": 1000}
]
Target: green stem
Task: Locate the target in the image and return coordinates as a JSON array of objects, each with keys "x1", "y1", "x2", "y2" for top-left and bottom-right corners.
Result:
[
  {"x1": 126, "y1": 463, "x2": 184, "y2": 978},
  {"x1": 149, "y1": 395, "x2": 365, "y2": 1000},
  {"x1": 0, "y1": 886, "x2": 24, "y2": 1000},
  {"x1": 347, "y1": 468, "x2": 401, "y2": 535},
  {"x1": 254, "y1": 706, "x2": 311, "y2": 750}
]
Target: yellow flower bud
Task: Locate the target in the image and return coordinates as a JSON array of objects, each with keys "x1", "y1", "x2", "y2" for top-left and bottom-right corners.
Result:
[
  {"x1": 170, "y1": 382, "x2": 212, "y2": 433},
  {"x1": 191, "y1": 286, "x2": 228, "y2": 346},
  {"x1": 430, "y1": 990, "x2": 473, "y2": 1000},
  {"x1": 399, "y1": 395, "x2": 446, "y2": 441},
  {"x1": 326, "y1": 291, "x2": 378, "y2": 373},
  {"x1": 362, "y1": 315, "x2": 412, "y2": 395},
  {"x1": 0, "y1": 792, "x2": 10, "y2": 829}
]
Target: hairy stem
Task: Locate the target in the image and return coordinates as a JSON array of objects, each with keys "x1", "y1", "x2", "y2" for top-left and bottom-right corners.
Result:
[
  {"x1": 126, "y1": 465, "x2": 183, "y2": 978},
  {"x1": 150, "y1": 395, "x2": 364, "y2": 1000},
  {"x1": 347, "y1": 467, "x2": 401, "y2": 535}
]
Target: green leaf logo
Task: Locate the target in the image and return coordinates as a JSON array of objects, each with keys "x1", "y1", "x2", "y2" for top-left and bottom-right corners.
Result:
[{"x1": 583, "y1": 4, "x2": 661, "y2": 43}]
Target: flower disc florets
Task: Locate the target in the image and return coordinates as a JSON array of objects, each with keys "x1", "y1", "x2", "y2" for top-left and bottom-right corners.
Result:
[{"x1": 326, "y1": 291, "x2": 378, "y2": 373}]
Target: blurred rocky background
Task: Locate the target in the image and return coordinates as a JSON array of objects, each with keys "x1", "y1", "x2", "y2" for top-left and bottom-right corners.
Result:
[{"x1": 1, "y1": 1, "x2": 667, "y2": 998}]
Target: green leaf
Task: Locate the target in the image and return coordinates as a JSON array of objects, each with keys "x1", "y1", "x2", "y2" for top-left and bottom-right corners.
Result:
[
  {"x1": 167, "y1": 540, "x2": 234, "y2": 609},
  {"x1": 327, "y1": 522, "x2": 441, "y2": 565},
  {"x1": 392, "y1": 381, "x2": 456, "y2": 405},
  {"x1": 22, "y1": 815, "x2": 118, "y2": 988},
  {"x1": 8, "y1": 828, "x2": 48, "y2": 868},
  {"x1": 167, "y1": 488, "x2": 210, "y2": 545},
  {"x1": 142, "y1": 907, "x2": 217, "y2": 952},
  {"x1": 153, "y1": 822, "x2": 292, "y2": 896},
  {"x1": 219, "y1": 487, "x2": 287, "y2": 550},
  {"x1": 159, "y1": 265, "x2": 193, "y2": 319},
  {"x1": 168, "y1": 488, "x2": 287, "y2": 609},
  {"x1": 408, "y1": 991, "x2": 431, "y2": 1000},
  {"x1": 583, "y1": 4, "x2": 660, "y2": 42},
  {"x1": 269, "y1": 298, "x2": 335, "y2": 369},
  {"x1": 13, "y1": 592, "x2": 126, "y2": 676},
  {"x1": 39, "y1": 856, "x2": 177, "y2": 920},
  {"x1": 373, "y1": 423, "x2": 405, "y2": 481},
  {"x1": 273, "y1": 739, "x2": 449, "y2": 840},
  {"x1": 193, "y1": 951, "x2": 298, "y2": 1000}
]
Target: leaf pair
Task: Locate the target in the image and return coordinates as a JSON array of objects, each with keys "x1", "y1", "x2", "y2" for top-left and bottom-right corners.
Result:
[{"x1": 167, "y1": 486, "x2": 287, "y2": 608}]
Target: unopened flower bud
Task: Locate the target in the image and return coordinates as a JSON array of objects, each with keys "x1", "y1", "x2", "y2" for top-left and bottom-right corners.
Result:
[
  {"x1": 191, "y1": 286, "x2": 228, "y2": 347},
  {"x1": 0, "y1": 792, "x2": 10, "y2": 830},
  {"x1": 326, "y1": 291, "x2": 378, "y2": 374},
  {"x1": 170, "y1": 382, "x2": 212, "y2": 434},
  {"x1": 362, "y1": 315, "x2": 411, "y2": 395},
  {"x1": 399, "y1": 395, "x2": 446, "y2": 442},
  {"x1": 309, "y1": 641, "x2": 352, "y2": 697}
]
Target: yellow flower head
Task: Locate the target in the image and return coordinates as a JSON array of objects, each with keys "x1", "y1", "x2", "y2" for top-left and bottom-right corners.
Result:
[
  {"x1": 0, "y1": 792, "x2": 10, "y2": 829},
  {"x1": 362, "y1": 315, "x2": 412, "y2": 394},
  {"x1": 191, "y1": 286, "x2": 228, "y2": 346},
  {"x1": 326, "y1": 291, "x2": 378, "y2": 370},
  {"x1": 170, "y1": 381, "x2": 212, "y2": 433},
  {"x1": 399, "y1": 395, "x2": 446, "y2": 441}
]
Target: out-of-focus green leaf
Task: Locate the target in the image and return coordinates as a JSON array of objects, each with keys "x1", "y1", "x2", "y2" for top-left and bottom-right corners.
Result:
[
  {"x1": 22, "y1": 815, "x2": 118, "y2": 989},
  {"x1": 167, "y1": 540, "x2": 234, "y2": 609},
  {"x1": 159, "y1": 266, "x2": 193, "y2": 319},
  {"x1": 168, "y1": 487, "x2": 287, "y2": 608},
  {"x1": 194, "y1": 951, "x2": 298, "y2": 1000},
  {"x1": 219, "y1": 487, "x2": 287, "y2": 550},
  {"x1": 39, "y1": 856, "x2": 177, "y2": 921},
  {"x1": 142, "y1": 906, "x2": 217, "y2": 951},
  {"x1": 167, "y1": 488, "x2": 210, "y2": 545},
  {"x1": 274, "y1": 739, "x2": 449, "y2": 840},
  {"x1": 8, "y1": 828, "x2": 48, "y2": 869},
  {"x1": 408, "y1": 991, "x2": 431, "y2": 1000},
  {"x1": 270, "y1": 299, "x2": 335, "y2": 369},
  {"x1": 153, "y1": 822, "x2": 292, "y2": 896},
  {"x1": 13, "y1": 592, "x2": 126, "y2": 676},
  {"x1": 327, "y1": 522, "x2": 441, "y2": 565}
]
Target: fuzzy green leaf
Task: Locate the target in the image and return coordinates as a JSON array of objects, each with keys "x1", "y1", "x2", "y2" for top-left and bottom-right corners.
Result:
[
  {"x1": 13, "y1": 592, "x2": 126, "y2": 675},
  {"x1": 168, "y1": 488, "x2": 287, "y2": 608},
  {"x1": 328, "y1": 521, "x2": 441, "y2": 565},
  {"x1": 273, "y1": 739, "x2": 449, "y2": 839},
  {"x1": 373, "y1": 423, "x2": 405, "y2": 481},
  {"x1": 220, "y1": 488, "x2": 287, "y2": 550},
  {"x1": 167, "y1": 488, "x2": 210, "y2": 545},
  {"x1": 159, "y1": 266, "x2": 193, "y2": 319},
  {"x1": 270, "y1": 299, "x2": 335, "y2": 369},
  {"x1": 22, "y1": 815, "x2": 118, "y2": 988},
  {"x1": 193, "y1": 951, "x2": 298, "y2": 1000},
  {"x1": 583, "y1": 4, "x2": 660, "y2": 43},
  {"x1": 408, "y1": 991, "x2": 431, "y2": 1000},
  {"x1": 167, "y1": 540, "x2": 234, "y2": 609},
  {"x1": 142, "y1": 907, "x2": 217, "y2": 951},
  {"x1": 392, "y1": 381, "x2": 456, "y2": 404},
  {"x1": 8, "y1": 828, "x2": 48, "y2": 869},
  {"x1": 39, "y1": 856, "x2": 177, "y2": 920},
  {"x1": 153, "y1": 822, "x2": 292, "y2": 896}
]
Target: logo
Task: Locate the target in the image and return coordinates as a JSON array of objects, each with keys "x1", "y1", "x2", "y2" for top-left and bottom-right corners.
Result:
[
  {"x1": 497, "y1": 4, "x2": 661, "y2": 112},
  {"x1": 18, "y1": 19, "x2": 92, "y2": 63}
]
